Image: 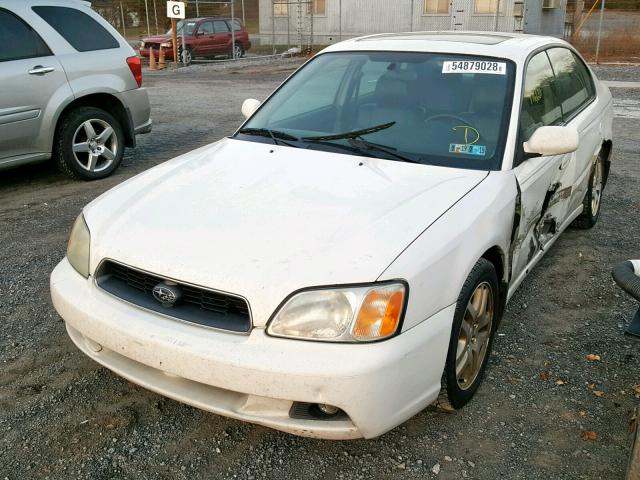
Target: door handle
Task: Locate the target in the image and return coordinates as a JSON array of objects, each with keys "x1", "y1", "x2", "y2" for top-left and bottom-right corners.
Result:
[{"x1": 28, "y1": 66, "x2": 55, "y2": 75}]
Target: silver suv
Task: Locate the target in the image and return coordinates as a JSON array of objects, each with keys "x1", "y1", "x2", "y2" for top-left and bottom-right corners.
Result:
[{"x1": 0, "y1": 0, "x2": 152, "y2": 180}]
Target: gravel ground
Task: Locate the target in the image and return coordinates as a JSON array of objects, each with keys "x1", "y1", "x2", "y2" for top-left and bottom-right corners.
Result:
[{"x1": 1, "y1": 60, "x2": 639, "y2": 480}]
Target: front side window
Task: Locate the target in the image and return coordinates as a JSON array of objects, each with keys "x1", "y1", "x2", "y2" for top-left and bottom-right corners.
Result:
[
  {"x1": 0, "y1": 9, "x2": 51, "y2": 62},
  {"x1": 236, "y1": 52, "x2": 515, "y2": 171},
  {"x1": 424, "y1": 0, "x2": 450, "y2": 14},
  {"x1": 32, "y1": 6, "x2": 119, "y2": 52},
  {"x1": 546, "y1": 47, "x2": 595, "y2": 121},
  {"x1": 169, "y1": 20, "x2": 197, "y2": 35},
  {"x1": 273, "y1": 1, "x2": 288, "y2": 16},
  {"x1": 474, "y1": 0, "x2": 504, "y2": 14},
  {"x1": 520, "y1": 51, "x2": 562, "y2": 142},
  {"x1": 213, "y1": 20, "x2": 230, "y2": 33}
]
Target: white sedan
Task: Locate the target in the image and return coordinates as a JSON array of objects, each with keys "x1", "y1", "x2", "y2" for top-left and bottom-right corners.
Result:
[{"x1": 51, "y1": 32, "x2": 613, "y2": 440}]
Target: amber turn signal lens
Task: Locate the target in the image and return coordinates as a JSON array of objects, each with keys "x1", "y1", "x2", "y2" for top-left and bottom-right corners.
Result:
[{"x1": 351, "y1": 285, "x2": 405, "y2": 341}]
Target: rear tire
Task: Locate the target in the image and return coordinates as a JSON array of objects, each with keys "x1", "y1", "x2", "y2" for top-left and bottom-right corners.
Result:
[
  {"x1": 442, "y1": 258, "x2": 500, "y2": 409},
  {"x1": 572, "y1": 155, "x2": 605, "y2": 230},
  {"x1": 54, "y1": 107, "x2": 124, "y2": 181}
]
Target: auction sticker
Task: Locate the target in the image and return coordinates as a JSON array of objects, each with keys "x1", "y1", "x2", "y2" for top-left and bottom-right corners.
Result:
[
  {"x1": 442, "y1": 60, "x2": 506, "y2": 75},
  {"x1": 449, "y1": 143, "x2": 487, "y2": 156}
]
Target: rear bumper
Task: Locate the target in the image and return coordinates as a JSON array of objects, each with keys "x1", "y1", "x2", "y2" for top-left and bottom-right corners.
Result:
[
  {"x1": 51, "y1": 258, "x2": 452, "y2": 439},
  {"x1": 116, "y1": 88, "x2": 152, "y2": 143}
]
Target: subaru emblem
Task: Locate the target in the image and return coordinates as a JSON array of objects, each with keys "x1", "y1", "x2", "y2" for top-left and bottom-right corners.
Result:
[{"x1": 152, "y1": 282, "x2": 182, "y2": 308}]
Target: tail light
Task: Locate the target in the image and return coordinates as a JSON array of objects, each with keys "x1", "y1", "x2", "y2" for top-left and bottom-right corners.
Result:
[{"x1": 126, "y1": 56, "x2": 142, "y2": 88}]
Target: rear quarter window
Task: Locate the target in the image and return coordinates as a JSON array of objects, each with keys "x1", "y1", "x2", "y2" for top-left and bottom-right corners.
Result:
[{"x1": 32, "y1": 6, "x2": 119, "y2": 52}]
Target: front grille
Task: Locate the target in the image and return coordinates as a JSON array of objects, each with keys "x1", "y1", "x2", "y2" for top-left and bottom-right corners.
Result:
[{"x1": 96, "y1": 261, "x2": 251, "y2": 333}]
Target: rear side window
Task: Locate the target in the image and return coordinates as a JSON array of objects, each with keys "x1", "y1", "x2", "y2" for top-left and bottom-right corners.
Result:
[
  {"x1": 199, "y1": 21, "x2": 214, "y2": 34},
  {"x1": 32, "y1": 6, "x2": 119, "y2": 52},
  {"x1": 229, "y1": 19, "x2": 243, "y2": 31},
  {"x1": 0, "y1": 8, "x2": 51, "y2": 62},
  {"x1": 546, "y1": 47, "x2": 595, "y2": 121},
  {"x1": 213, "y1": 20, "x2": 230, "y2": 33},
  {"x1": 520, "y1": 51, "x2": 562, "y2": 142}
]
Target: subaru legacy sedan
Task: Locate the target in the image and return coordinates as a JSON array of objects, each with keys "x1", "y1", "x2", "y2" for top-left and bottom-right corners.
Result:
[{"x1": 51, "y1": 32, "x2": 613, "y2": 439}]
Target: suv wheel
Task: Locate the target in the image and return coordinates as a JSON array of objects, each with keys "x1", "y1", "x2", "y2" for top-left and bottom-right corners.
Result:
[
  {"x1": 55, "y1": 107, "x2": 124, "y2": 180},
  {"x1": 179, "y1": 46, "x2": 193, "y2": 65},
  {"x1": 230, "y1": 44, "x2": 243, "y2": 59}
]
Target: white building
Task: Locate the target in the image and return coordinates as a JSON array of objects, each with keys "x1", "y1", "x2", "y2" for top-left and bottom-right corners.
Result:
[{"x1": 258, "y1": 0, "x2": 568, "y2": 47}]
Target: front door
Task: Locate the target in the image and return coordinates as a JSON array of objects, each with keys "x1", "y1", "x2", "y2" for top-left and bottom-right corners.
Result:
[
  {"x1": 510, "y1": 50, "x2": 574, "y2": 286},
  {"x1": 0, "y1": 8, "x2": 70, "y2": 161},
  {"x1": 194, "y1": 21, "x2": 214, "y2": 56}
]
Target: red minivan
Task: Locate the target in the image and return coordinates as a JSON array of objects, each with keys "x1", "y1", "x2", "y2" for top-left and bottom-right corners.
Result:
[{"x1": 140, "y1": 17, "x2": 251, "y2": 64}]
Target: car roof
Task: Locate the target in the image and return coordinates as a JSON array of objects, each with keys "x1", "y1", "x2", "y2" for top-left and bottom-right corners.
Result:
[
  {"x1": 187, "y1": 16, "x2": 239, "y2": 22},
  {"x1": 322, "y1": 31, "x2": 570, "y2": 63}
]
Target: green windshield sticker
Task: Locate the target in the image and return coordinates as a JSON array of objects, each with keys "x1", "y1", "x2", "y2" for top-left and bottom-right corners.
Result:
[{"x1": 449, "y1": 144, "x2": 487, "y2": 156}]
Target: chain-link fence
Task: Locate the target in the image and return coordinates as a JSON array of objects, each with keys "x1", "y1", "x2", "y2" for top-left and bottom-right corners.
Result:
[
  {"x1": 567, "y1": 0, "x2": 640, "y2": 62},
  {"x1": 91, "y1": 0, "x2": 640, "y2": 63}
]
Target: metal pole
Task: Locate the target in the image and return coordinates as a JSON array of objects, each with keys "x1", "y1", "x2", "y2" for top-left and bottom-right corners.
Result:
[
  {"x1": 181, "y1": 21, "x2": 186, "y2": 65},
  {"x1": 493, "y1": 0, "x2": 500, "y2": 31},
  {"x1": 120, "y1": 2, "x2": 127, "y2": 37},
  {"x1": 144, "y1": 0, "x2": 151, "y2": 37},
  {"x1": 231, "y1": 0, "x2": 236, "y2": 59},
  {"x1": 153, "y1": 0, "x2": 159, "y2": 34},
  {"x1": 272, "y1": 1, "x2": 276, "y2": 54},
  {"x1": 310, "y1": 1, "x2": 314, "y2": 53},
  {"x1": 595, "y1": 0, "x2": 605, "y2": 64},
  {"x1": 196, "y1": 0, "x2": 200, "y2": 17},
  {"x1": 241, "y1": 0, "x2": 246, "y2": 26},
  {"x1": 339, "y1": 0, "x2": 342, "y2": 40},
  {"x1": 410, "y1": 0, "x2": 414, "y2": 32}
]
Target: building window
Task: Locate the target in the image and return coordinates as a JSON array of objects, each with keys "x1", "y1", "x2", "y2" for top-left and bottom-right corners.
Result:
[
  {"x1": 273, "y1": 1, "x2": 288, "y2": 16},
  {"x1": 424, "y1": 0, "x2": 449, "y2": 14},
  {"x1": 474, "y1": 0, "x2": 504, "y2": 14},
  {"x1": 309, "y1": 0, "x2": 326, "y2": 15}
]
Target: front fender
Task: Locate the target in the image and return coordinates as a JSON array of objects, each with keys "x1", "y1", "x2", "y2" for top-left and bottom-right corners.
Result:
[{"x1": 379, "y1": 171, "x2": 518, "y2": 332}]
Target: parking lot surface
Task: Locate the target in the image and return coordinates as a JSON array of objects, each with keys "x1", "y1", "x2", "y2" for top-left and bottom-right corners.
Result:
[{"x1": 1, "y1": 61, "x2": 639, "y2": 480}]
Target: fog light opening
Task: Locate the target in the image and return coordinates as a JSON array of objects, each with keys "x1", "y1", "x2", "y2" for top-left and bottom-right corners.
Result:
[{"x1": 317, "y1": 403, "x2": 340, "y2": 416}]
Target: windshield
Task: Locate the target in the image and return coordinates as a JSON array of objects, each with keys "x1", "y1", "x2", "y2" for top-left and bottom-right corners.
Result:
[
  {"x1": 236, "y1": 52, "x2": 515, "y2": 170},
  {"x1": 167, "y1": 20, "x2": 197, "y2": 35}
]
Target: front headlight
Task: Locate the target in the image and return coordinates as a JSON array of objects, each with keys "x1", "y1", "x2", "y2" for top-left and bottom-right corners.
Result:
[
  {"x1": 67, "y1": 214, "x2": 91, "y2": 278},
  {"x1": 160, "y1": 42, "x2": 172, "y2": 48},
  {"x1": 267, "y1": 283, "x2": 406, "y2": 342}
]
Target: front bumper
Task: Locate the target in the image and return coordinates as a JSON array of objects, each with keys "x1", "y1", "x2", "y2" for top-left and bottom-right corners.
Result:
[{"x1": 51, "y1": 258, "x2": 453, "y2": 439}]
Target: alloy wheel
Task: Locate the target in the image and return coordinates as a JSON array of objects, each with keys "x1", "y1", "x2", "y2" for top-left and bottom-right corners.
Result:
[
  {"x1": 456, "y1": 282, "x2": 494, "y2": 390},
  {"x1": 233, "y1": 44, "x2": 242, "y2": 59},
  {"x1": 591, "y1": 157, "x2": 604, "y2": 215},
  {"x1": 72, "y1": 119, "x2": 118, "y2": 173}
]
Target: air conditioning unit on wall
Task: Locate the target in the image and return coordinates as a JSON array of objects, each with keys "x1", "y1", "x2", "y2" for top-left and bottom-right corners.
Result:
[{"x1": 542, "y1": 0, "x2": 559, "y2": 9}]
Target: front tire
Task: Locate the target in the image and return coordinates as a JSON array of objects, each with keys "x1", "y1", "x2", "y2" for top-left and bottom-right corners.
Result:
[
  {"x1": 179, "y1": 46, "x2": 193, "y2": 65},
  {"x1": 572, "y1": 155, "x2": 605, "y2": 229},
  {"x1": 54, "y1": 107, "x2": 124, "y2": 181},
  {"x1": 442, "y1": 258, "x2": 499, "y2": 409}
]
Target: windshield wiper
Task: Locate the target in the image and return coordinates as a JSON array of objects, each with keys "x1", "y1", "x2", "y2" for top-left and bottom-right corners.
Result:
[
  {"x1": 347, "y1": 137, "x2": 420, "y2": 164},
  {"x1": 301, "y1": 122, "x2": 419, "y2": 164},
  {"x1": 301, "y1": 121, "x2": 396, "y2": 142},
  {"x1": 237, "y1": 128, "x2": 300, "y2": 148}
]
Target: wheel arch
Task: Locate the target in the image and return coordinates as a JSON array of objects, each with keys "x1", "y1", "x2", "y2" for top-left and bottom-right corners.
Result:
[
  {"x1": 53, "y1": 93, "x2": 135, "y2": 151},
  {"x1": 480, "y1": 245, "x2": 508, "y2": 323}
]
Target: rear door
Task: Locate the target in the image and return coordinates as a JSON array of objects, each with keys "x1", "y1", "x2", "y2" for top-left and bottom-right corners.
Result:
[
  {"x1": 194, "y1": 21, "x2": 214, "y2": 56},
  {"x1": 510, "y1": 50, "x2": 574, "y2": 285},
  {"x1": 545, "y1": 47, "x2": 601, "y2": 216},
  {"x1": 0, "y1": 7, "x2": 70, "y2": 162},
  {"x1": 212, "y1": 19, "x2": 232, "y2": 54}
]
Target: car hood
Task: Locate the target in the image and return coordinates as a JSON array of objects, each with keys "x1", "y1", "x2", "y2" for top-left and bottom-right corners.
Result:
[{"x1": 85, "y1": 138, "x2": 487, "y2": 326}]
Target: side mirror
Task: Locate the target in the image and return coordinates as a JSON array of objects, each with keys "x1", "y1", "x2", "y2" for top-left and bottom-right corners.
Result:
[
  {"x1": 241, "y1": 98, "x2": 261, "y2": 119},
  {"x1": 523, "y1": 125, "x2": 579, "y2": 157}
]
